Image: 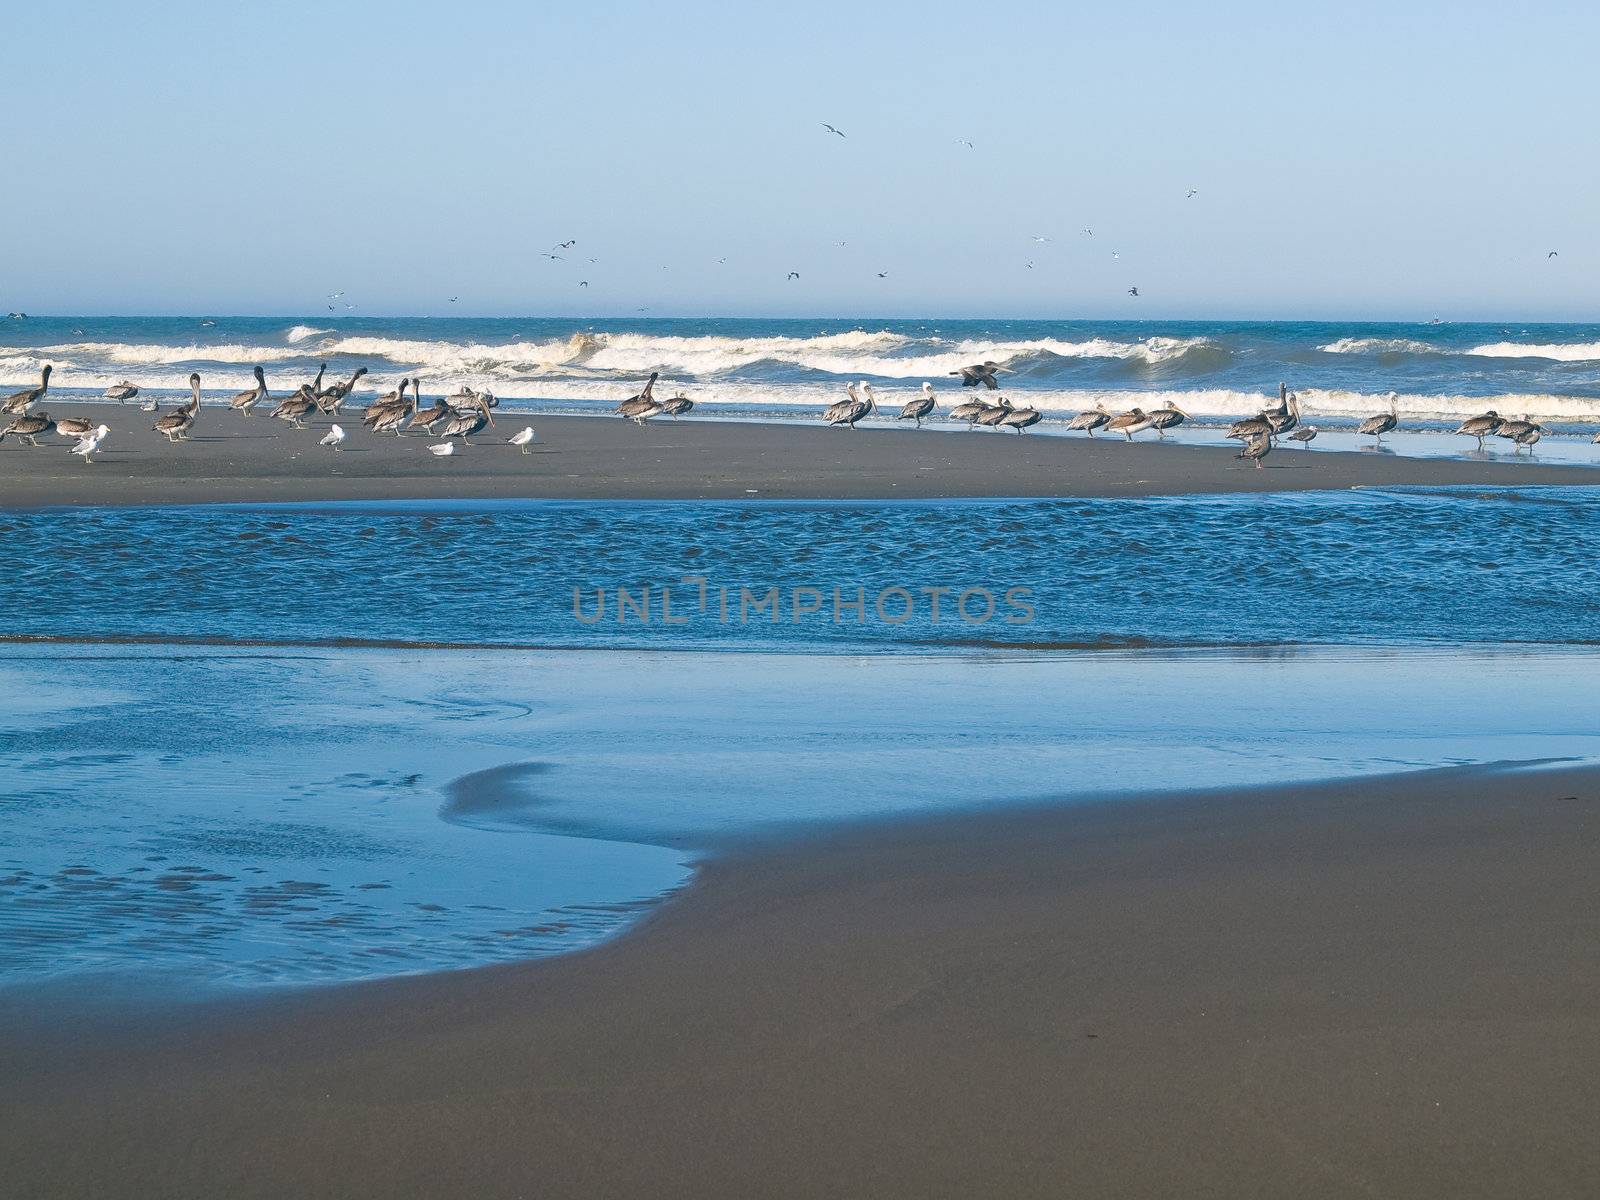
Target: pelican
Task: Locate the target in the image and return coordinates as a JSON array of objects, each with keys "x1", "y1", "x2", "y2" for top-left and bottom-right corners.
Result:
[
  {"x1": 1066, "y1": 404, "x2": 1110, "y2": 436},
  {"x1": 660, "y1": 392, "x2": 694, "y2": 418},
  {"x1": 999, "y1": 402, "x2": 1042, "y2": 433},
  {"x1": 616, "y1": 373, "x2": 662, "y2": 424},
  {"x1": 426, "y1": 441, "x2": 455, "y2": 457},
  {"x1": 508, "y1": 426, "x2": 536, "y2": 453},
  {"x1": 319, "y1": 424, "x2": 346, "y2": 450},
  {"x1": 153, "y1": 374, "x2": 202, "y2": 442},
  {"x1": 1455, "y1": 410, "x2": 1502, "y2": 450},
  {"x1": 318, "y1": 366, "x2": 368, "y2": 413},
  {"x1": 271, "y1": 385, "x2": 318, "y2": 429},
  {"x1": 1266, "y1": 394, "x2": 1300, "y2": 436},
  {"x1": 1357, "y1": 392, "x2": 1399, "y2": 441},
  {"x1": 1261, "y1": 382, "x2": 1290, "y2": 422},
  {"x1": 1495, "y1": 416, "x2": 1538, "y2": 444},
  {"x1": 1105, "y1": 406, "x2": 1153, "y2": 440},
  {"x1": 407, "y1": 390, "x2": 451, "y2": 434},
  {"x1": 1227, "y1": 413, "x2": 1274, "y2": 440},
  {"x1": 70, "y1": 424, "x2": 110, "y2": 463},
  {"x1": 0, "y1": 412, "x2": 55, "y2": 445},
  {"x1": 949, "y1": 361, "x2": 1008, "y2": 389},
  {"x1": 897, "y1": 383, "x2": 937, "y2": 427},
  {"x1": 371, "y1": 395, "x2": 416, "y2": 437},
  {"x1": 3, "y1": 364, "x2": 50, "y2": 415},
  {"x1": 1146, "y1": 401, "x2": 1189, "y2": 438},
  {"x1": 823, "y1": 382, "x2": 875, "y2": 429},
  {"x1": 1236, "y1": 432, "x2": 1272, "y2": 468},
  {"x1": 441, "y1": 394, "x2": 493, "y2": 444},
  {"x1": 55, "y1": 416, "x2": 96, "y2": 437},
  {"x1": 1287, "y1": 425, "x2": 1319, "y2": 448},
  {"x1": 974, "y1": 397, "x2": 1015, "y2": 429},
  {"x1": 947, "y1": 397, "x2": 989, "y2": 427},
  {"x1": 1512, "y1": 423, "x2": 1543, "y2": 453},
  {"x1": 231, "y1": 366, "x2": 269, "y2": 415},
  {"x1": 362, "y1": 378, "x2": 411, "y2": 426},
  {"x1": 103, "y1": 381, "x2": 139, "y2": 403}
]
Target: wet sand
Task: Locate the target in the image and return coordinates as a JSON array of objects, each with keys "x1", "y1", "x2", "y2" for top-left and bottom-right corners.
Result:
[
  {"x1": 5, "y1": 762, "x2": 1599, "y2": 1198},
  {"x1": 2, "y1": 402, "x2": 1597, "y2": 506}
]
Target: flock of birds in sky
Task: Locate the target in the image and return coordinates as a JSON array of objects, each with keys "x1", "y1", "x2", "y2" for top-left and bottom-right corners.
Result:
[{"x1": 0, "y1": 359, "x2": 1577, "y2": 470}]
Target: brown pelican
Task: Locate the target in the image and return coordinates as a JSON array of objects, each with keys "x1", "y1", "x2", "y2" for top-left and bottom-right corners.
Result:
[
  {"x1": 3, "y1": 364, "x2": 50, "y2": 415},
  {"x1": 103, "y1": 380, "x2": 139, "y2": 403},
  {"x1": 441, "y1": 394, "x2": 493, "y2": 444},
  {"x1": 55, "y1": 416, "x2": 96, "y2": 437},
  {"x1": 0, "y1": 412, "x2": 55, "y2": 445},
  {"x1": 318, "y1": 366, "x2": 367, "y2": 413},
  {"x1": 271, "y1": 385, "x2": 318, "y2": 429},
  {"x1": 1236, "y1": 432, "x2": 1272, "y2": 468},
  {"x1": 370, "y1": 394, "x2": 417, "y2": 436},
  {"x1": 948, "y1": 361, "x2": 1009, "y2": 389},
  {"x1": 1455, "y1": 410, "x2": 1502, "y2": 449},
  {"x1": 70, "y1": 424, "x2": 110, "y2": 462},
  {"x1": 1261, "y1": 382, "x2": 1290, "y2": 422},
  {"x1": 947, "y1": 397, "x2": 989, "y2": 426},
  {"x1": 1287, "y1": 425, "x2": 1318, "y2": 448},
  {"x1": 363, "y1": 378, "x2": 411, "y2": 424},
  {"x1": 897, "y1": 382, "x2": 937, "y2": 427},
  {"x1": 407, "y1": 390, "x2": 452, "y2": 434},
  {"x1": 615, "y1": 373, "x2": 661, "y2": 423},
  {"x1": 1066, "y1": 404, "x2": 1110, "y2": 436},
  {"x1": 974, "y1": 397, "x2": 1015, "y2": 428},
  {"x1": 823, "y1": 382, "x2": 875, "y2": 429},
  {"x1": 1357, "y1": 392, "x2": 1399, "y2": 441},
  {"x1": 999, "y1": 402, "x2": 1042, "y2": 433},
  {"x1": 1266, "y1": 394, "x2": 1300, "y2": 436},
  {"x1": 660, "y1": 392, "x2": 694, "y2": 418},
  {"x1": 1146, "y1": 401, "x2": 1189, "y2": 438},
  {"x1": 1105, "y1": 406, "x2": 1153, "y2": 440},
  {"x1": 1227, "y1": 413, "x2": 1274, "y2": 440},
  {"x1": 153, "y1": 374, "x2": 202, "y2": 442},
  {"x1": 231, "y1": 366, "x2": 268, "y2": 415}
]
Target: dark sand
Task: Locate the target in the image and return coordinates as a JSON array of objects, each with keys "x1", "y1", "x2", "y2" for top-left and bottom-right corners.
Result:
[
  {"x1": 2, "y1": 402, "x2": 1596, "y2": 506},
  {"x1": 5, "y1": 762, "x2": 1599, "y2": 1198}
]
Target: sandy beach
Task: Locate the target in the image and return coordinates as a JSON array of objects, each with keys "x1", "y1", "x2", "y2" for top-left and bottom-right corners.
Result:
[
  {"x1": 5, "y1": 761, "x2": 1598, "y2": 1198},
  {"x1": 2, "y1": 403, "x2": 1597, "y2": 507}
]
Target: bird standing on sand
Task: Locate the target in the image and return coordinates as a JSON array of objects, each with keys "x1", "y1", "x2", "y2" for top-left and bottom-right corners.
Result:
[
  {"x1": 1512, "y1": 423, "x2": 1543, "y2": 453},
  {"x1": 271, "y1": 385, "x2": 318, "y2": 429},
  {"x1": 70, "y1": 424, "x2": 110, "y2": 463},
  {"x1": 897, "y1": 382, "x2": 937, "y2": 427},
  {"x1": 508, "y1": 427, "x2": 536, "y2": 454},
  {"x1": 1066, "y1": 405, "x2": 1110, "y2": 436},
  {"x1": 823, "y1": 382, "x2": 876, "y2": 429},
  {"x1": 1357, "y1": 392, "x2": 1399, "y2": 441},
  {"x1": 974, "y1": 397, "x2": 1015, "y2": 429},
  {"x1": 1287, "y1": 426, "x2": 1318, "y2": 448},
  {"x1": 139, "y1": 394, "x2": 158, "y2": 413},
  {"x1": 103, "y1": 381, "x2": 139, "y2": 402},
  {"x1": 661, "y1": 392, "x2": 694, "y2": 418},
  {"x1": 55, "y1": 416, "x2": 95, "y2": 438},
  {"x1": 1455, "y1": 410, "x2": 1502, "y2": 450},
  {"x1": 427, "y1": 441, "x2": 455, "y2": 457},
  {"x1": 231, "y1": 366, "x2": 269, "y2": 415},
  {"x1": 1105, "y1": 407, "x2": 1154, "y2": 441},
  {"x1": 320, "y1": 424, "x2": 346, "y2": 450},
  {"x1": 1236, "y1": 432, "x2": 1272, "y2": 468},
  {"x1": 947, "y1": 397, "x2": 989, "y2": 427},
  {"x1": 616, "y1": 373, "x2": 663, "y2": 425},
  {"x1": 407, "y1": 390, "x2": 452, "y2": 434},
  {"x1": 950, "y1": 361, "x2": 1008, "y2": 389},
  {"x1": 3, "y1": 364, "x2": 51, "y2": 415},
  {"x1": 153, "y1": 374, "x2": 202, "y2": 442},
  {"x1": 441, "y1": 394, "x2": 494, "y2": 444},
  {"x1": 0, "y1": 412, "x2": 55, "y2": 445},
  {"x1": 318, "y1": 366, "x2": 368, "y2": 414},
  {"x1": 999, "y1": 402, "x2": 1042, "y2": 433},
  {"x1": 1146, "y1": 401, "x2": 1189, "y2": 438}
]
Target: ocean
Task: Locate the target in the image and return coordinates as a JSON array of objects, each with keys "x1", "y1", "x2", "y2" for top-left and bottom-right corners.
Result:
[{"x1": 8, "y1": 315, "x2": 1600, "y2": 428}]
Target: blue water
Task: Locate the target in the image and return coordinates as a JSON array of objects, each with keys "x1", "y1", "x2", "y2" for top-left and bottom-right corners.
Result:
[
  {"x1": 7, "y1": 315, "x2": 1600, "y2": 427},
  {"x1": 2, "y1": 490, "x2": 1598, "y2": 651}
]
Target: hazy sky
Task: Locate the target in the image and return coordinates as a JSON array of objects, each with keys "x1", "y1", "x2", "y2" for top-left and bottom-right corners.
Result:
[{"x1": 8, "y1": 1, "x2": 1599, "y2": 319}]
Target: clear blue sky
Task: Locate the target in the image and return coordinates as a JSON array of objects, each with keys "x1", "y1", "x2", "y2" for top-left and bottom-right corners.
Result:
[{"x1": 8, "y1": 0, "x2": 1598, "y2": 319}]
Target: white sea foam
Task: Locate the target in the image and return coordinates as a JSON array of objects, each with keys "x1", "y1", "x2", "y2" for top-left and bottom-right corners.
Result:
[
  {"x1": 1318, "y1": 337, "x2": 1443, "y2": 355},
  {"x1": 1465, "y1": 341, "x2": 1600, "y2": 362},
  {"x1": 286, "y1": 325, "x2": 332, "y2": 344}
]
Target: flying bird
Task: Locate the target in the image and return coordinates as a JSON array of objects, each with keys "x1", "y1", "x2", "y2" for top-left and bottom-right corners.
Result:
[
  {"x1": 1548, "y1": 250, "x2": 1559, "y2": 258},
  {"x1": 956, "y1": 138, "x2": 974, "y2": 149},
  {"x1": 542, "y1": 253, "x2": 564, "y2": 261},
  {"x1": 1082, "y1": 228, "x2": 1093, "y2": 237},
  {"x1": 1186, "y1": 189, "x2": 1198, "y2": 199},
  {"x1": 552, "y1": 240, "x2": 576, "y2": 250},
  {"x1": 787, "y1": 271, "x2": 800, "y2": 280},
  {"x1": 1128, "y1": 287, "x2": 1140, "y2": 297},
  {"x1": 821, "y1": 123, "x2": 846, "y2": 138},
  {"x1": 1032, "y1": 235, "x2": 1052, "y2": 243},
  {"x1": 579, "y1": 281, "x2": 589, "y2": 287},
  {"x1": 448, "y1": 296, "x2": 458, "y2": 303},
  {"x1": 876, "y1": 271, "x2": 888, "y2": 278}
]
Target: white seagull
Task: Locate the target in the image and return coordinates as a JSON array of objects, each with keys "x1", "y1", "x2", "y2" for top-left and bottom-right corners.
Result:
[
  {"x1": 320, "y1": 424, "x2": 346, "y2": 450},
  {"x1": 70, "y1": 424, "x2": 110, "y2": 463},
  {"x1": 508, "y1": 427, "x2": 537, "y2": 454},
  {"x1": 427, "y1": 441, "x2": 455, "y2": 457}
]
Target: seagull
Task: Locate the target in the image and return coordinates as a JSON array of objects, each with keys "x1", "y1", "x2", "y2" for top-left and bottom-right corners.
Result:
[
  {"x1": 1026, "y1": 261, "x2": 1035, "y2": 270},
  {"x1": 329, "y1": 291, "x2": 345, "y2": 300},
  {"x1": 1111, "y1": 250, "x2": 1119, "y2": 259},
  {"x1": 427, "y1": 441, "x2": 455, "y2": 457},
  {"x1": 956, "y1": 138, "x2": 974, "y2": 149},
  {"x1": 1186, "y1": 189, "x2": 1198, "y2": 199},
  {"x1": 542, "y1": 253, "x2": 564, "y2": 261},
  {"x1": 876, "y1": 271, "x2": 888, "y2": 279},
  {"x1": 448, "y1": 296, "x2": 458, "y2": 303},
  {"x1": 1082, "y1": 228, "x2": 1093, "y2": 237},
  {"x1": 821, "y1": 123, "x2": 846, "y2": 138},
  {"x1": 1128, "y1": 287, "x2": 1140, "y2": 297},
  {"x1": 579, "y1": 280, "x2": 589, "y2": 287},
  {"x1": 1032, "y1": 236, "x2": 1052, "y2": 243},
  {"x1": 552, "y1": 240, "x2": 576, "y2": 251},
  {"x1": 139, "y1": 394, "x2": 157, "y2": 413},
  {"x1": 787, "y1": 271, "x2": 801, "y2": 280},
  {"x1": 1548, "y1": 251, "x2": 1559, "y2": 258},
  {"x1": 320, "y1": 424, "x2": 346, "y2": 450},
  {"x1": 508, "y1": 426, "x2": 536, "y2": 454},
  {"x1": 69, "y1": 424, "x2": 110, "y2": 463}
]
